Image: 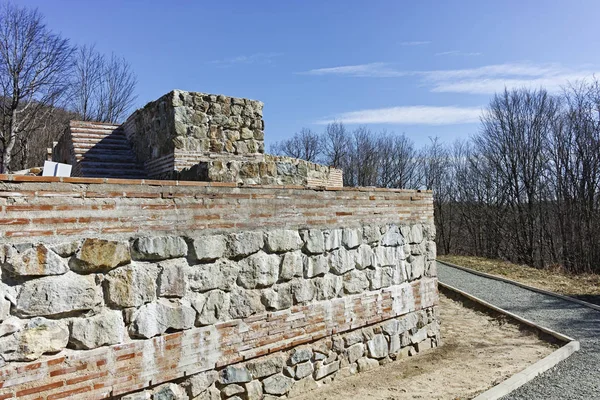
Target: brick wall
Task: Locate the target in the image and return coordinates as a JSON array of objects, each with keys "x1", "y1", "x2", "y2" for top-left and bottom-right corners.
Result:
[
  {"x1": 0, "y1": 175, "x2": 431, "y2": 243},
  {"x1": 0, "y1": 176, "x2": 436, "y2": 399}
]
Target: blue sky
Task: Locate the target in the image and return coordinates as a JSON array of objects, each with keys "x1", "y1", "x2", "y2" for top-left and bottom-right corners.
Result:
[{"x1": 20, "y1": 0, "x2": 600, "y2": 147}]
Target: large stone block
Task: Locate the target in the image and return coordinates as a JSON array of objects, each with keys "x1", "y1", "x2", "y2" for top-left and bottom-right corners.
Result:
[
  {"x1": 314, "y1": 360, "x2": 339, "y2": 380},
  {"x1": 366, "y1": 267, "x2": 394, "y2": 290},
  {"x1": 130, "y1": 298, "x2": 196, "y2": 338},
  {"x1": 188, "y1": 259, "x2": 238, "y2": 292},
  {"x1": 304, "y1": 254, "x2": 328, "y2": 278},
  {"x1": 265, "y1": 230, "x2": 303, "y2": 253},
  {"x1": 191, "y1": 290, "x2": 231, "y2": 325},
  {"x1": 132, "y1": 236, "x2": 188, "y2": 261},
  {"x1": 182, "y1": 370, "x2": 218, "y2": 397},
  {"x1": 301, "y1": 229, "x2": 325, "y2": 254},
  {"x1": 263, "y1": 373, "x2": 294, "y2": 395},
  {"x1": 323, "y1": 229, "x2": 342, "y2": 251},
  {"x1": 105, "y1": 264, "x2": 158, "y2": 308},
  {"x1": 262, "y1": 284, "x2": 292, "y2": 311},
  {"x1": 408, "y1": 255, "x2": 425, "y2": 281},
  {"x1": 401, "y1": 225, "x2": 424, "y2": 244},
  {"x1": 290, "y1": 348, "x2": 313, "y2": 365},
  {"x1": 329, "y1": 247, "x2": 357, "y2": 275},
  {"x1": 343, "y1": 269, "x2": 368, "y2": 294},
  {"x1": 71, "y1": 238, "x2": 131, "y2": 272},
  {"x1": 280, "y1": 250, "x2": 303, "y2": 281},
  {"x1": 342, "y1": 228, "x2": 362, "y2": 249},
  {"x1": 227, "y1": 231, "x2": 264, "y2": 258},
  {"x1": 190, "y1": 235, "x2": 226, "y2": 261},
  {"x1": 70, "y1": 309, "x2": 125, "y2": 349},
  {"x1": 237, "y1": 251, "x2": 280, "y2": 289},
  {"x1": 4, "y1": 244, "x2": 68, "y2": 276},
  {"x1": 0, "y1": 317, "x2": 68, "y2": 361},
  {"x1": 356, "y1": 244, "x2": 375, "y2": 269},
  {"x1": 15, "y1": 272, "x2": 101, "y2": 317},
  {"x1": 426, "y1": 240, "x2": 437, "y2": 260},
  {"x1": 245, "y1": 380, "x2": 263, "y2": 400},
  {"x1": 291, "y1": 279, "x2": 316, "y2": 303},
  {"x1": 347, "y1": 343, "x2": 365, "y2": 364},
  {"x1": 246, "y1": 355, "x2": 284, "y2": 378},
  {"x1": 228, "y1": 288, "x2": 264, "y2": 319},
  {"x1": 295, "y1": 361, "x2": 314, "y2": 379},
  {"x1": 374, "y1": 246, "x2": 401, "y2": 267},
  {"x1": 367, "y1": 334, "x2": 389, "y2": 359},
  {"x1": 0, "y1": 316, "x2": 21, "y2": 337},
  {"x1": 380, "y1": 225, "x2": 402, "y2": 247},
  {"x1": 362, "y1": 225, "x2": 382, "y2": 244},
  {"x1": 314, "y1": 274, "x2": 342, "y2": 300},
  {"x1": 158, "y1": 259, "x2": 188, "y2": 297}
]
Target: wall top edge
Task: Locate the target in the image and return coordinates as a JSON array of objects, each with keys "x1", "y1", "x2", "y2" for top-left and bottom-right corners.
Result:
[{"x1": 0, "y1": 174, "x2": 432, "y2": 195}]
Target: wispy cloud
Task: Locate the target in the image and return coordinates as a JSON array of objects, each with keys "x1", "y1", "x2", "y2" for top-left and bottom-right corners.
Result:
[
  {"x1": 400, "y1": 41, "x2": 431, "y2": 46},
  {"x1": 435, "y1": 50, "x2": 482, "y2": 56},
  {"x1": 316, "y1": 105, "x2": 482, "y2": 125},
  {"x1": 302, "y1": 62, "x2": 597, "y2": 94},
  {"x1": 421, "y1": 63, "x2": 595, "y2": 94},
  {"x1": 301, "y1": 62, "x2": 407, "y2": 78},
  {"x1": 210, "y1": 52, "x2": 282, "y2": 65}
]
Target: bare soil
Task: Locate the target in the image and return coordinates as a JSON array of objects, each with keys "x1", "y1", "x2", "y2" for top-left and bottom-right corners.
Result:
[
  {"x1": 292, "y1": 294, "x2": 556, "y2": 400},
  {"x1": 439, "y1": 255, "x2": 600, "y2": 305}
]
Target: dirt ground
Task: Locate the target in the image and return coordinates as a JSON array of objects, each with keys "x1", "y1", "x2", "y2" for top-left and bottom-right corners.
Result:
[
  {"x1": 439, "y1": 255, "x2": 600, "y2": 305},
  {"x1": 293, "y1": 294, "x2": 556, "y2": 400}
]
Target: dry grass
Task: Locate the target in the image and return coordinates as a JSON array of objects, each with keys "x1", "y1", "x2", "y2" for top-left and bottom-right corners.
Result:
[{"x1": 439, "y1": 255, "x2": 600, "y2": 300}]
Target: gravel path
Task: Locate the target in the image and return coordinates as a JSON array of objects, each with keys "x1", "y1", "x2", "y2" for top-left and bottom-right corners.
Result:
[{"x1": 438, "y1": 262, "x2": 600, "y2": 400}]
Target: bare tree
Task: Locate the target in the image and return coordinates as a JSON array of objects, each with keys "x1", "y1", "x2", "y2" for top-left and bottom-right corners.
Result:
[
  {"x1": 322, "y1": 122, "x2": 349, "y2": 168},
  {"x1": 0, "y1": 3, "x2": 73, "y2": 172},
  {"x1": 96, "y1": 53, "x2": 136, "y2": 123},
  {"x1": 271, "y1": 128, "x2": 322, "y2": 162},
  {"x1": 70, "y1": 48, "x2": 137, "y2": 123},
  {"x1": 376, "y1": 133, "x2": 419, "y2": 188},
  {"x1": 476, "y1": 88, "x2": 559, "y2": 266},
  {"x1": 71, "y1": 44, "x2": 103, "y2": 121}
]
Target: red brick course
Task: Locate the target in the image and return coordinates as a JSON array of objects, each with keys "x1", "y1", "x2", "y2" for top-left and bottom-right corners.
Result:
[{"x1": 0, "y1": 175, "x2": 432, "y2": 243}]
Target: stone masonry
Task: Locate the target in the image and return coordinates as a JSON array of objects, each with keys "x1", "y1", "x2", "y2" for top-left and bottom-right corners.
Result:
[
  {"x1": 119, "y1": 90, "x2": 343, "y2": 186},
  {"x1": 51, "y1": 90, "x2": 343, "y2": 186},
  {"x1": 0, "y1": 177, "x2": 437, "y2": 399}
]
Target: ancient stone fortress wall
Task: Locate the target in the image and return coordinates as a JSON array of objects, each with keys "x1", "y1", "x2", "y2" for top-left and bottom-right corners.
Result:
[
  {"x1": 0, "y1": 176, "x2": 437, "y2": 400},
  {"x1": 121, "y1": 90, "x2": 343, "y2": 187}
]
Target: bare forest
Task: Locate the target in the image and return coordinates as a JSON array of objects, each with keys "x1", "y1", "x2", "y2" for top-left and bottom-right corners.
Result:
[
  {"x1": 0, "y1": 3, "x2": 137, "y2": 172},
  {"x1": 273, "y1": 81, "x2": 600, "y2": 274}
]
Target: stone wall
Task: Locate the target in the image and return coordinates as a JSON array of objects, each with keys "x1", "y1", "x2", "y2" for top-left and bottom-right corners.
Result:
[
  {"x1": 177, "y1": 154, "x2": 343, "y2": 186},
  {"x1": 121, "y1": 89, "x2": 343, "y2": 187},
  {"x1": 122, "y1": 90, "x2": 265, "y2": 180},
  {"x1": 0, "y1": 176, "x2": 436, "y2": 399}
]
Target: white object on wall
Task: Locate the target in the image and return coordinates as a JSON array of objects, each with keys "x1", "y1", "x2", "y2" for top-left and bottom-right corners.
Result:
[{"x1": 42, "y1": 161, "x2": 72, "y2": 177}]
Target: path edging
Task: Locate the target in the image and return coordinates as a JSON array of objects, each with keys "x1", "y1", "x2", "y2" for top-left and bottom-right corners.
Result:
[
  {"x1": 439, "y1": 282, "x2": 580, "y2": 400},
  {"x1": 438, "y1": 260, "x2": 600, "y2": 312}
]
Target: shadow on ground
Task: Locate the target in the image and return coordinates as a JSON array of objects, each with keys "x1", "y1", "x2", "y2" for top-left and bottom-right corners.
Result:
[{"x1": 570, "y1": 294, "x2": 600, "y2": 306}]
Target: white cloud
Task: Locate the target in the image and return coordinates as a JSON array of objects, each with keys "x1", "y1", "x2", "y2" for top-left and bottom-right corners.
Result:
[
  {"x1": 317, "y1": 105, "x2": 482, "y2": 125},
  {"x1": 301, "y1": 62, "x2": 406, "y2": 78},
  {"x1": 210, "y1": 52, "x2": 282, "y2": 65},
  {"x1": 400, "y1": 41, "x2": 431, "y2": 46},
  {"x1": 301, "y1": 61, "x2": 598, "y2": 94},
  {"x1": 435, "y1": 50, "x2": 482, "y2": 56},
  {"x1": 422, "y1": 64, "x2": 596, "y2": 94}
]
